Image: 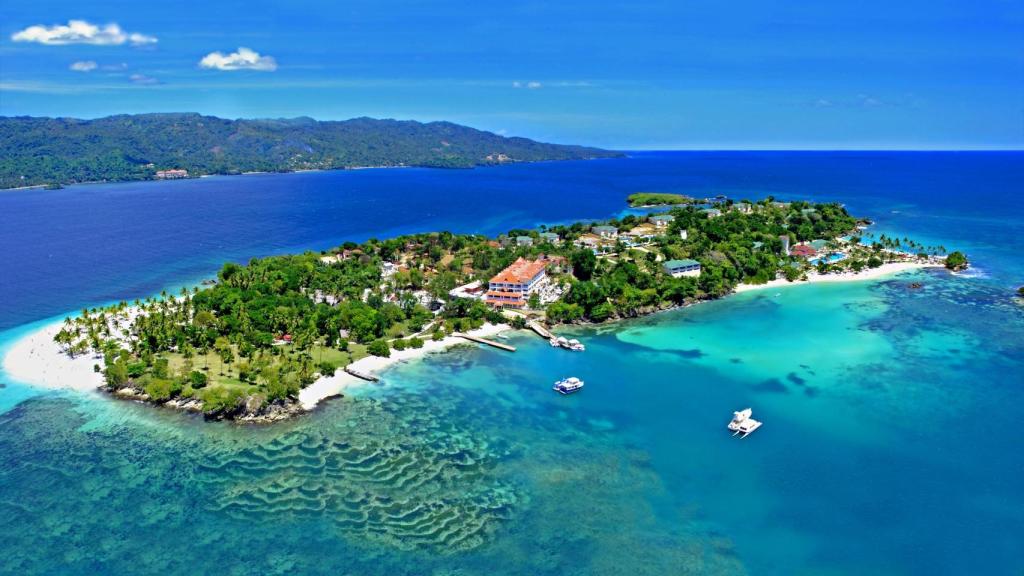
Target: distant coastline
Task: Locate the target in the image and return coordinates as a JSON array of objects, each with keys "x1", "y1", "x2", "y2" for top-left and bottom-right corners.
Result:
[{"x1": 0, "y1": 113, "x2": 622, "y2": 189}]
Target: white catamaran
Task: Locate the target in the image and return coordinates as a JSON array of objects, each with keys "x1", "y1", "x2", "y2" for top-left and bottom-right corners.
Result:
[{"x1": 727, "y1": 408, "x2": 762, "y2": 438}]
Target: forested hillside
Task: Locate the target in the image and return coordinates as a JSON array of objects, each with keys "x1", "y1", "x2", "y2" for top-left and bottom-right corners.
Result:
[{"x1": 0, "y1": 113, "x2": 620, "y2": 188}]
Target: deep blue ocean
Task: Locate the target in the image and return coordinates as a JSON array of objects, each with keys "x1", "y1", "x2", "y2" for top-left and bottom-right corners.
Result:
[{"x1": 1, "y1": 152, "x2": 1022, "y2": 575}]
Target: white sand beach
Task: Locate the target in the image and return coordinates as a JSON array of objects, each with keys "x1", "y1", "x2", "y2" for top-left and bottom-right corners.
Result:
[
  {"x1": 298, "y1": 323, "x2": 511, "y2": 409},
  {"x1": 4, "y1": 316, "x2": 512, "y2": 412},
  {"x1": 734, "y1": 261, "x2": 941, "y2": 294},
  {"x1": 2, "y1": 321, "x2": 106, "y2": 393}
]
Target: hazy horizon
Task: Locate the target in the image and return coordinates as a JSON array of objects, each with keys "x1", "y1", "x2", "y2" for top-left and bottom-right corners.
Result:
[{"x1": 2, "y1": 1, "x2": 1021, "y2": 150}]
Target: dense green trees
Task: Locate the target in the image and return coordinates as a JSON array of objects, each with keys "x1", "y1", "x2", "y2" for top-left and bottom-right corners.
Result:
[
  {"x1": 570, "y1": 249, "x2": 598, "y2": 281},
  {"x1": 945, "y1": 251, "x2": 968, "y2": 271}
]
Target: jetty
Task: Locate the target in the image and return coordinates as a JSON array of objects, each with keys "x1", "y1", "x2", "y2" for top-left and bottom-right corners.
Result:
[
  {"x1": 344, "y1": 366, "x2": 380, "y2": 382},
  {"x1": 528, "y1": 321, "x2": 554, "y2": 339},
  {"x1": 454, "y1": 332, "x2": 517, "y2": 352}
]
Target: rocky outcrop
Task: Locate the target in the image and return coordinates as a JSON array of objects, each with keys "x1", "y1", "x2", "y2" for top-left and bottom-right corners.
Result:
[
  {"x1": 203, "y1": 395, "x2": 307, "y2": 424},
  {"x1": 105, "y1": 382, "x2": 307, "y2": 423}
]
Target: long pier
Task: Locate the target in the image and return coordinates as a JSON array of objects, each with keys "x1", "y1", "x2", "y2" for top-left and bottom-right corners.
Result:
[
  {"x1": 344, "y1": 366, "x2": 380, "y2": 382},
  {"x1": 528, "y1": 321, "x2": 553, "y2": 340},
  {"x1": 454, "y1": 333, "x2": 517, "y2": 352}
]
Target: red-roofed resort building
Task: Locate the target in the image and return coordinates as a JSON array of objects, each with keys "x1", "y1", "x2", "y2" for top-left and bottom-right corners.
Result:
[
  {"x1": 485, "y1": 257, "x2": 548, "y2": 308},
  {"x1": 790, "y1": 244, "x2": 818, "y2": 258}
]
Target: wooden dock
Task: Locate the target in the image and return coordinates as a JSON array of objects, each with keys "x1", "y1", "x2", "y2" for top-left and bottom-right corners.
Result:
[
  {"x1": 454, "y1": 333, "x2": 517, "y2": 352},
  {"x1": 528, "y1": 321, "x2": 554, "y2": 340},
  {"x1": 344, "y1": 366, "x2": 380, "y2": 382}
]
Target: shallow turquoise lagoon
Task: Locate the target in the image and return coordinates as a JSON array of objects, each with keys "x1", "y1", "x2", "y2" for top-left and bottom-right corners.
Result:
[{"x1": 1, "y1": 152, "x2": 1022, "y2": 574}]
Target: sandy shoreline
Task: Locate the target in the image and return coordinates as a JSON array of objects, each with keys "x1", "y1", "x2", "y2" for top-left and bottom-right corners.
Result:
[
  {"x1": 298, "y1": 323, "x2": 511, "y2": 409},
  {"x1": 2, "y1": 317, "x2": 511, "y2": 411},
  {"x1": 733, "y1": 261, "x2": 940, "y2": 294},
  {"x1": 2, "y1": 321, "x2": 106, "y2": 393}
]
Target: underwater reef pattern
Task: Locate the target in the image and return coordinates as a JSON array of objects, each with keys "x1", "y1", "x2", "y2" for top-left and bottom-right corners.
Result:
[
  {"x1": 199, "y1": 394, "x2": 520, "y2": 553},
  {"x1": 0, "y1": 361, "x2": 745, "y2": 576}
]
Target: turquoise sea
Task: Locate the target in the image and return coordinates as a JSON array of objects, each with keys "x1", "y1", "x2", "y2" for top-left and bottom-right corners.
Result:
[{"x1": 1, "y1": 152, "x2": 1022, "y2": 575}]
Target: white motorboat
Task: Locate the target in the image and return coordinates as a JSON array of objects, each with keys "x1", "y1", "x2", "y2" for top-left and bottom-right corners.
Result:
[
  {"x1": 549, "y1": 335, "x2": 584, "y2": 351},
  {"x1": 549, "y1": 336, "x2": 567, "y2": 347},
  {"x1": 727, "y1": 408, "x2": 762, "y2": 438},
  {"x1": 553, "y1": 377, "x2": 585, "y2": 395}
]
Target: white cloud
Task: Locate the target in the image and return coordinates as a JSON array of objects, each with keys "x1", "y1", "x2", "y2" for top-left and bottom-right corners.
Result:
[
  {"x1": 199, "y1": 47, "x2": 277, "y2": 71},
  {"x1": 11, "y1": 20, "x2": 157, "y2": 46},
  {"x1": 858, "y1": 94, "x2": 883, "y2": 107},
  {"x1": 512, "y1": 80, "x2": 542, "y2": 89},
  {"x1": 129, "y1": 73, "x2": 159, "y2": 85},
  {"x1": 69, "y1": 60, "x2": 97, "y2": 72}
]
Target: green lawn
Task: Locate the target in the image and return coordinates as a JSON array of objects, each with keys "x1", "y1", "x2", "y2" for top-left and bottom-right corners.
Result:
[{"x1": 160, "y1": 340, "x2": 369, "y2": 393}]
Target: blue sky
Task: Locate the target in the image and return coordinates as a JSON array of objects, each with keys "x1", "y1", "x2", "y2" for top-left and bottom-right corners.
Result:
[{"x1": 1, "y1": 0, "x2": 1021, "y2": 149}]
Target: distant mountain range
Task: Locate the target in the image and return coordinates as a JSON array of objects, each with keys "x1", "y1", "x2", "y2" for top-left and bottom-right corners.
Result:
[{"x1": 0, "y1": 113, "x2": 621, "y2": 188}]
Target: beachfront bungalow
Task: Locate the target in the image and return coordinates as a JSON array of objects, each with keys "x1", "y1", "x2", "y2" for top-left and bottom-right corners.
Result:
[
  {"x1": 485, "y1": 257, "x2": 548, "y2": 308},
  {"x1": 649, "y1": 214, "x2": 675, "y2": 228},
  {"x1": 790, "y1": 244, "x2": 818, "y2": 258},
  {"x1": 663, "y1": 259, "x2": 702, "y2": 278},
  {"x1": 809, "y1": 239, "x2": 829, "y2": 251},
  {"x1": 592, "y1": 225, "x2": 619, "y2": 239},
  {"x1": 702, "y1": 208, "x2": 722, "y2": 218},
  {"x1": 516, "y1": 236, "x2": 534, "y2": 247},
  {"x1": 733, "y1": 202, "x2": 753, "y2": 214},
  {"x1": 539, "y1": 232, "x2": 560, "y2": 243}
]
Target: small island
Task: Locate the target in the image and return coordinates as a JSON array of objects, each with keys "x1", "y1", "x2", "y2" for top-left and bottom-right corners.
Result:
[
  {"x1": 42, "y1": 197, "x2": 958, "y2": 422},
  {"x1": 627, "y1": 192, "x2": 698, "y2": 207}
]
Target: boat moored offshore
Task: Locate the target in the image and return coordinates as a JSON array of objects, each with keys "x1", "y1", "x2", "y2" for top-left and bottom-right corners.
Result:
[
  {"x1": 553, "y1": 377, "x2": 585, "y2": 395},
  {"x1": 727, "y1": 408, "x2": 762, "y2": 437}
]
